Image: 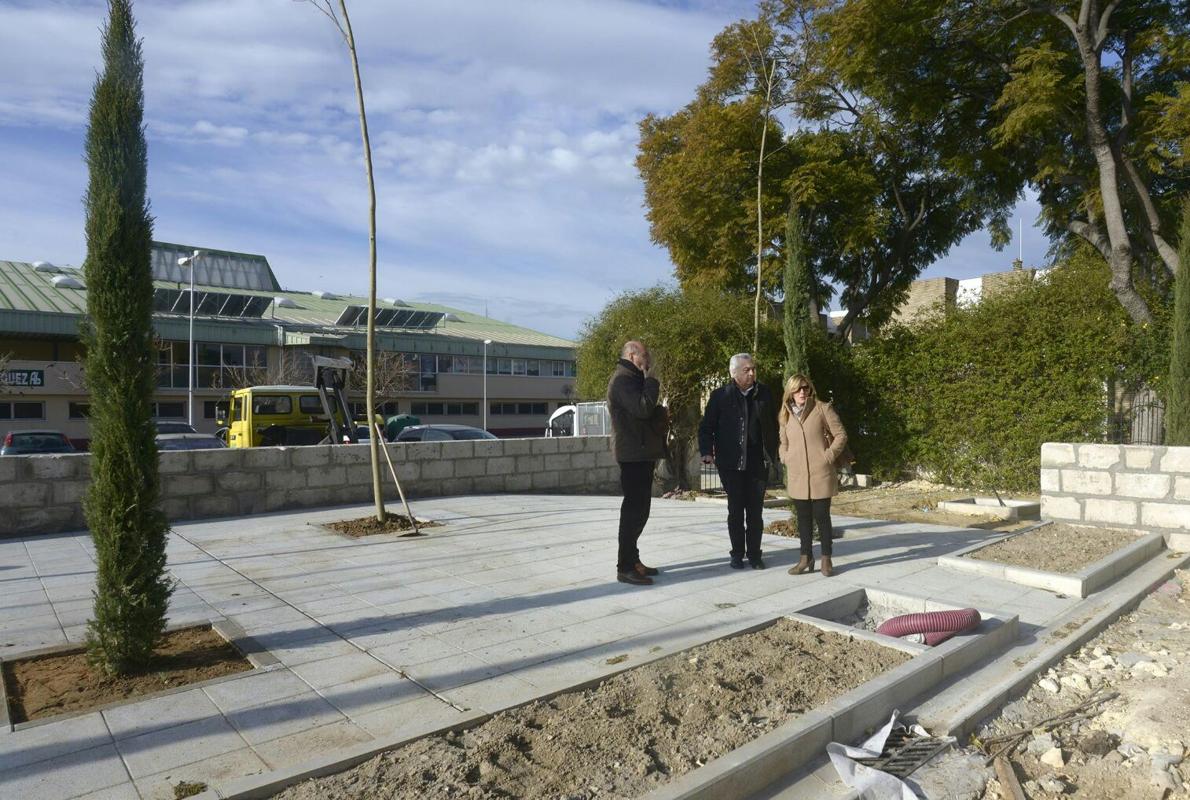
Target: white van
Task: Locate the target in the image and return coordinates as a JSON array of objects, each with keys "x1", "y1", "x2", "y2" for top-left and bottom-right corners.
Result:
[{"x1": 545, "y1": 401, "x2": 611, "y2": 437}]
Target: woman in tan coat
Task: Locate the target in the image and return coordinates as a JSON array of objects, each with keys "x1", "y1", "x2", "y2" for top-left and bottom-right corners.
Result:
[{"x1": 778, "y1": 374, "x2": 848, "y2": 577}]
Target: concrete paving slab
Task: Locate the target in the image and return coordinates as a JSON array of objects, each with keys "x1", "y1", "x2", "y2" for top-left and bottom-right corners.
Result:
[
  {"x1": 316, "y1": 671, "x2": 430, "y2": 719},
  {"x1": 202, "y1": 668, "x2": 310, "y2": 714},
  {"x1": 1, "y1": 742, "x2": 130, "y2": 800},
  {"x1": 115, "y1": 714, "x2": 247, "y2": 778},
  {"x1": 72, "y1": 782, "x2": 142, "y2": 800},
  {"x1": 0, "y1": 710, "x2": 111, "y2": 770},
  {"x1": 224, "y1": 690, "x2": 347, "y2": 746},
  {"x1": 4, "y1": 494, "x2": 1178, "y2": 800},
  {"x1": 249, "y1": 719, "x2": 375, "y2": 770},
  {"x1": 102, "y1": 688, "x2": 222, "y2": 741},
  {"x1": 134, "y1": 748, "x2": 268, "y2": 800}
]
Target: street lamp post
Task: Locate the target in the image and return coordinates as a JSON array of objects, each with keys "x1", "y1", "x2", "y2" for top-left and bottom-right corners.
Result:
[
  {"x1": 482, "y1": 339, "x2": 493, "y2": 431},
  {"x1": 176, "y1": 250, "x2": 205, "y2": 427}
]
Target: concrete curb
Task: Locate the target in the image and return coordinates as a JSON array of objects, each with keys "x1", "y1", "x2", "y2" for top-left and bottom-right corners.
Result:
[
  {"x1": 640, "y1": 588, "x2": 1018, "y2": 800},
  {"x1": 0, "y1": 618, "x2": 270, "y2": 734},
  {"x1": 918, "y1": 547, "x2": 1190, "y2": 740},
  {"x1": 753, "y1": 547, "x2": 1190, "y2": 799},
  {"x1": 191, "y1": 616, "x2": 787, "y2": 799},
  {"x1": 938, "y1": 529, "x2": 1166, "y2": 598}
]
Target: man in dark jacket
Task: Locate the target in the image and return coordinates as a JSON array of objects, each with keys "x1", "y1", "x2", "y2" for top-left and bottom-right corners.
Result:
[
  {"x1": 698, "y1": 353, "x2": 778, "y2": 569},
  {"x1": 607, "y1": 340, "x2": 668, "y2": 586}
]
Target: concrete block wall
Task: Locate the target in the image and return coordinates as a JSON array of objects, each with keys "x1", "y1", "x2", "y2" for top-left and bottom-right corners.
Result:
[
  {"x1": 1040, "y1": 442, "x2": 1190, "y2": 534},
  {"x1": 0, "y1": 436, "x2": 621, "y2": 536}
]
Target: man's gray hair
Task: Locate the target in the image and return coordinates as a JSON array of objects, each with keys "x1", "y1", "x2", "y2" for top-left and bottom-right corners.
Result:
[
  {"x1": 621, "y1": 340, "x2": 645, "y2": 359},
  {"x1": 728, "y1": 353, "x2": 753, "y2": 375}
]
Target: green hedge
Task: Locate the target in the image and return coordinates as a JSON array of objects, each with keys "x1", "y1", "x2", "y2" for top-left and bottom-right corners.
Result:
[
  {"x1": 809, "y1": 248, "x2": 1166, "y2": 492},
  {"x1": 575, "y1": 248, "x2": 1167, "y2": 493}
]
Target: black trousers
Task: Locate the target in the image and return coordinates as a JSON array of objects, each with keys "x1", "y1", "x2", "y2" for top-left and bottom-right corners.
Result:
[
  {"x1": 719, "y1": 462, "x2": 766, "y2": 560},
  {"x1": 617, "y1": 460, "x2": 655, "y2": 572},
  {"x1": 793, "y1": 498, "x2": 833, "y2": 556}
]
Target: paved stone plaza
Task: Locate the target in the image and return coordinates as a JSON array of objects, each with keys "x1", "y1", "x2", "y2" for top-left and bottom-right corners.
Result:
[{"x1": 0, "y1": 496, "x2": 1097, "y2": 799}]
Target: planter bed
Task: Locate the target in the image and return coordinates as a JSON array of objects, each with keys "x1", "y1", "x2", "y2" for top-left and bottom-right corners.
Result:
[{"x1": 937, "y1": 522, "x2": 1166, "y2": 597}]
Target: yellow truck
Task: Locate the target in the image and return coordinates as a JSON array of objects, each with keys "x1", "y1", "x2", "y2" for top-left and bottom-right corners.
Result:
[{"x1": 216, "y1": 357, "x2": 361, "y2": 447}]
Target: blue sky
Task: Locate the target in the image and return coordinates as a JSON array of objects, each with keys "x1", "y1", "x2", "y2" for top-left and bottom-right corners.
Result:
[{"x1": 0, "y1": 0, "x2": 1047, "y2": 340}]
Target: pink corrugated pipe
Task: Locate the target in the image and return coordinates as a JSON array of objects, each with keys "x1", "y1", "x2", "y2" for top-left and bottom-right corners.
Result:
[{"x1": 876, "y1": 608, "x2": 981, "y2": 646}]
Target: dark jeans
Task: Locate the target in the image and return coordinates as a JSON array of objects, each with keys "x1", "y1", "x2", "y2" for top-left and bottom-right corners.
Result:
[
  {"x1": 719, "y1": 464, "x2": 767, "y2": 560},
  {"x1": 617, "y1": 460, "x2": 655, "y2": 572},
  {"x1": 793, "y1": 498, "x2": 833, "y2": 556}
]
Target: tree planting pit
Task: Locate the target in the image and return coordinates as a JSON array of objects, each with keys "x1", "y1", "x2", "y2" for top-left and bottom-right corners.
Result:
[
  {"x1": 938, "y1": 522, "x2": 1166, "y2": 597},
  {"x1": 790, "y1": 587, "x2": 1018, "y2": 686},
  {"x1": 936, "y1": 497, "x2": 1040, "y2": 521},
  {"x1": 271, "y1": 618, "x2": 918, "y2": 800}
]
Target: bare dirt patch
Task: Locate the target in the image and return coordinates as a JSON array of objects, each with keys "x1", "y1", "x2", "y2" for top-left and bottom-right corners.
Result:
[
  {"x1": 960, "y1": 570, "x2": 1190, "y2": 799},
  {"x1": 965, "y1": 523, "x2": 1139, "y2": 574},
  {"x1": 813, "y1": 480, "x2": 1038, "y2": 531},
  {"x1": 274, "y1": 619, "x2": 912, "y2": 800},
  {"x1": 2, "y1": 624, "x2": 252, "y2": 723},
  {"x1": 324, "y1": 514, "x2": 441, "y2": 537}
]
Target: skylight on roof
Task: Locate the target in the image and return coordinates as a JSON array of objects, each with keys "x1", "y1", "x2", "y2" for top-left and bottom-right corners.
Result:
[{"x1": 52, "y1": 275, "x2": 84, "y2": 289}]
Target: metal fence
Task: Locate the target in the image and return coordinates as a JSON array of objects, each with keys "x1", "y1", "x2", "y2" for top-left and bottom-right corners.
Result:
[{"x1": 1108, "y1": 390, "x2": 1165, "y2": 446}]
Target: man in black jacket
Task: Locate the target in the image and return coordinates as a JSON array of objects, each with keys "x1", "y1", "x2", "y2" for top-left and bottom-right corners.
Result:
[
  {"x1": 698, "y1": 353, "x2": 778, "y2": 569},
  {"x1": 607, "y1": 340, "x2": 668, "y2": 586}
]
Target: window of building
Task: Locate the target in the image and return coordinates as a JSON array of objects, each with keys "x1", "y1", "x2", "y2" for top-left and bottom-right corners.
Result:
[
  {"x1": 151, "y1": 401, "x2": 185, "y2": 419},
  {"x1": 490, "y1": 402, "x2": 546, "y2": 416},
  {"x1": 551, "y1": 360, "x2": 566, "y2": 377},
  {"x1": 154, "y1": 342, "x2": 273, "y2": 390},
  {"x1": 526, "y1": 360, "x2": 540, "y2": 376},
  {"x1": 203, "y1": 401, "x2": 227, "y2": 420},
  {"x1": 512, "y1": 359, "x2": 527, "y2": 375},
  {"x1": 0, "y1": 401, "x2": 46, "y2": 420},
  {"x1": 68, "y1": 402, "x2": 91, "y2": 419},
  {"x1": 411, "y1": 402, "x2": 475, "y2": 416}
]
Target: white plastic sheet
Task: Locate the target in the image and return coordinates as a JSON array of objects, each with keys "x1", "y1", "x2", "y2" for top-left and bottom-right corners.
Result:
[{"x1": 826, "y1": 710, "x2": 923, "y2": 800}]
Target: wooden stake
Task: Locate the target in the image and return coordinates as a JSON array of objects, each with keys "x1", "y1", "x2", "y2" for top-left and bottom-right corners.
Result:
[
  {"x1": 993, "y1": 756, "x2": 1026, "y2": 800},
  {"x1": 375, "y1": 423, "x2": 420, "y2": 536}
]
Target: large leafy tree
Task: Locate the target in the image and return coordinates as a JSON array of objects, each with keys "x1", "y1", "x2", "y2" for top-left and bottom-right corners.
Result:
[
  {"x1": 637, "y1": 2, "x2": 1025, "y2": 338},
  {"x1": 819, "y1": 0, "x2": 1187, "y2": 322},
  {"x1": 82, "y1": 0, "x2": 172, "y2": 676},
  {"x1": 576, "y1": 286, "x2": 784, "y2": 487}
]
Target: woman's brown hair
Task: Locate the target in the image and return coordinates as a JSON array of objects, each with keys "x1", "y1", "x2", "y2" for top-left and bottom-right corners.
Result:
[{"x1": 778, "y1": 373, "x2": 817, "y2": 426}]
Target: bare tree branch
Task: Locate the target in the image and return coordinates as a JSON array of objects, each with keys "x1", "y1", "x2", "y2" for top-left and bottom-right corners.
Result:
[{"x1": 1096, "y1": 0, "x2": 1124, "y2": 51}]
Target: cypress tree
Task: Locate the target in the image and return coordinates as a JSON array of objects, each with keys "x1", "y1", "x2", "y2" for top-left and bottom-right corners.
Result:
[
  {"x1": 82, "y1": 0, "x2": 172, "y2": 676},
  {"x1": 782, "y1": 201, "x2": 811, "y2": 381},
  {"x1": 1167, "y1": 202, "x2": 1190, "y2": 445}
]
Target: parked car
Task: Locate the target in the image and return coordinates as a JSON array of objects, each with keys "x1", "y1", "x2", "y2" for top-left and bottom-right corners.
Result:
[
  {"x1": 1, "y1": 430, "x2": 77, "y2": 455},
  {"x1": 395, "y1": 424, "x2": 497, "y2": 442},
  {"x1": 155, "y1": 433, "x2": 228, "y2": 451},
  {"x1": 154, "y1": 421, "x2": 198, "y2": 434}
]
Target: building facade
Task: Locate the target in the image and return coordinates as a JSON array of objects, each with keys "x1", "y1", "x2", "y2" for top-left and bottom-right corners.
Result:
[{"x1": 0, "y1": 243, "x2": 578, "y2": 444}]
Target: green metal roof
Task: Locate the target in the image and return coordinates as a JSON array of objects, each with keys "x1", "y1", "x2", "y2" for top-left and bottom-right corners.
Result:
[{"x1": 0, "y1": 258, "x2": 575, "y2": 354}]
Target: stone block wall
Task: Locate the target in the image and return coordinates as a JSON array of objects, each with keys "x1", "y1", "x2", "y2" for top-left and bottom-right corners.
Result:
[
  {"x1": 1040, "y1": 442, "x2": 1190, "y2": 534},
  {"x1": 0, "y1": 436, "x2": 621, "y2": 536},
  {"x1": 894, "y1": 277, "x2": 957, "y2": 323}
]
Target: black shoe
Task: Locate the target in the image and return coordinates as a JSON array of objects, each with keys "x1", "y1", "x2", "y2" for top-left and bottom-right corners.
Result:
[
  {"x1": 617, "y1": 571, "x2": 653, "y2": 586},
  {"x1": 750, "y1": 558, "x2": 766, "y2": 570},
  {"x1": 730, "y1": 556, "x2": 746, "y2": 569}
]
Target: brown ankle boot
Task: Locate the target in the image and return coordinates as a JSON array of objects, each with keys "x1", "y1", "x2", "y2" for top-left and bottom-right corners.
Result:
[
  {"x1": 788, "y1": 555, "x2": 813, "y2": 575},
  {"x1": 821, "y1": 555, "x2": 834, "y2": 577}
]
